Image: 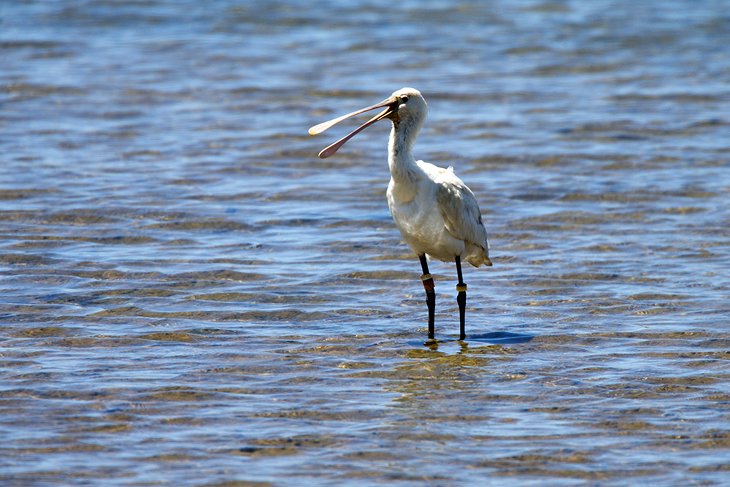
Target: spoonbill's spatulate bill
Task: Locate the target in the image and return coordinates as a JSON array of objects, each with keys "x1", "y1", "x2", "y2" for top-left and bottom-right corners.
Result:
[{"x1": 309, "y1": 88, "x2": 492, "y2": 341}]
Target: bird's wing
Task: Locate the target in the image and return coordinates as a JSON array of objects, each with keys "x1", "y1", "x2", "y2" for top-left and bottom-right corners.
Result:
[{"x1": 434, "y1": 170, "x2": 489, "y2": 250}]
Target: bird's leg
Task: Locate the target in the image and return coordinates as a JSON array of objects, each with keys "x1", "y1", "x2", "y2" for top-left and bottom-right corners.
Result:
[
  {"x1": 419, "y1": 254, "x2": 436, "y2": 340},
  {"x1": 455, "y1": 255, "x2": 467, "y2": 340}
]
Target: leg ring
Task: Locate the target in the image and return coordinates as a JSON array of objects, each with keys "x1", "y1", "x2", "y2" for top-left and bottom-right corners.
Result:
[{"x1": 421, "y1": 274, "x2": 435, "y2": 292}]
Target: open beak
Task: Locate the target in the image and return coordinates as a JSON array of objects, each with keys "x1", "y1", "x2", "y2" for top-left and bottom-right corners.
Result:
[{"x1": 308, "y1": 95, "x2": 398, "y2": 158}]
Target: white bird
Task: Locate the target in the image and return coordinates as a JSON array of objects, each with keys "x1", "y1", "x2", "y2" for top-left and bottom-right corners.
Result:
[{"x1": 309, "y1": 87, "x2": 492, "y2": 341}]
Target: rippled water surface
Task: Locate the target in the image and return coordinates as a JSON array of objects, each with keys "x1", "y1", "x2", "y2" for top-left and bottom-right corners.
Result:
[{"x1": 2, "y1": 1, "x2": 730, "y2": 485}]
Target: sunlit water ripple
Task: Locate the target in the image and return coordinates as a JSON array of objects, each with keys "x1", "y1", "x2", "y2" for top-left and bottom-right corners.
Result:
[{"x1": 1, "y1": 1, "x2": 729, "y2": 485}]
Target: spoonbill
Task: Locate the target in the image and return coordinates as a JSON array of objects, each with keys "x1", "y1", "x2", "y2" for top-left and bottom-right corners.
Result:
[{"x1": 309, "y1": 87, "x2": 492, "y2": 341}]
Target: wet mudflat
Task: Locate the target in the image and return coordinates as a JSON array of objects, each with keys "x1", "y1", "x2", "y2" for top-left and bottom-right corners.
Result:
[{"x1": 1, "y1": 1, "x2": 729, "y2": 485}]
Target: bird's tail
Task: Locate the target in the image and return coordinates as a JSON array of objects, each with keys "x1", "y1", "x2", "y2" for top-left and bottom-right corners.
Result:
[{"x1": 466, "y1": 246, "x2": 493, "y2": 267}]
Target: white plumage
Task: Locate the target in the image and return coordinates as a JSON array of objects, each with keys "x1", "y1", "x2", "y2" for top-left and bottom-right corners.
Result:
[
  {"x1": 388, "y1": 160, "x2": 491, "y2": 266},
  {"x1": 309, "y1": 87, "x2": 492, "y2": 340}
]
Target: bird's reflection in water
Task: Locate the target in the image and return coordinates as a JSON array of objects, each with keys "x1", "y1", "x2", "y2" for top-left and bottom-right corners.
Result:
[
  {"x1": 388, "y1": 333, "x2": 534, "y2": 416},
  {"x1": 415, "y1": 331, "x2": 534, "y2": 351}
]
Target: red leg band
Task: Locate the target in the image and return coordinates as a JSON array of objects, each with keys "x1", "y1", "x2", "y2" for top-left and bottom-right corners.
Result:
[{"x1": 421, "y1": 273, "x2": 435, "y2": 292}]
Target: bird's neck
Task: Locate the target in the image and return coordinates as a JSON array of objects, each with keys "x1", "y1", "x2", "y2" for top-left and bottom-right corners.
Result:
[{"x1": 387, "y1": 120, "x2": 419, "y2": 186}]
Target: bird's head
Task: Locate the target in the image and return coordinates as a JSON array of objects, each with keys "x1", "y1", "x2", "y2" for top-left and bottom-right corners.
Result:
[
  {"x1": 389, "y1": 87, "x2": 427, "y2": 126},
  {"x1": 309, "y1": 87, "x2": 427, "y2": 158}
]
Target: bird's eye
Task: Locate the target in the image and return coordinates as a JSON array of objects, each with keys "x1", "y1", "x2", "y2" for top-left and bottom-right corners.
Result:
[{"x1": 400, "y1": 95, "x2": 409, "y2": 104}]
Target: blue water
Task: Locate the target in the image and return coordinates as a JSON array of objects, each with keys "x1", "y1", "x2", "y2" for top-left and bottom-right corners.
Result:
[{"x1": 1, "y1": 1, "x2": 729, "y2": 485}]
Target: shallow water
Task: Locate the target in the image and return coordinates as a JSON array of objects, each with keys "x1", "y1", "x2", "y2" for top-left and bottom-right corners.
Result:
[{"x1": 2, "y1": 0, "x2": 729, "y2": 485}]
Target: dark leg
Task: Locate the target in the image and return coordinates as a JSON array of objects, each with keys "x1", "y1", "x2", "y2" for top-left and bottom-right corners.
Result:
[
  {"x1": 455, "y1": 255, "x2": 467, "y2": 340},
  {"x1": 419, "y1": 254, "x2": 435, "y2": 340}
]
